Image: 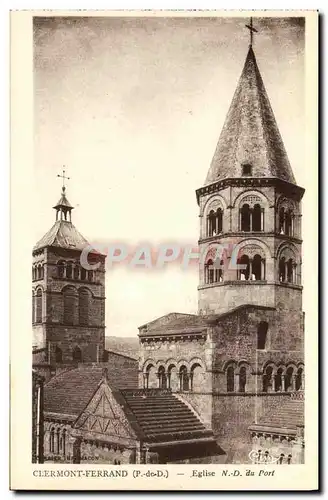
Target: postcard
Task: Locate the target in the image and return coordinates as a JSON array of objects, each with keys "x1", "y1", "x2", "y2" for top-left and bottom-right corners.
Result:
[{"x1": 10, "y1": 9, "x2": 318, "y2": 490}]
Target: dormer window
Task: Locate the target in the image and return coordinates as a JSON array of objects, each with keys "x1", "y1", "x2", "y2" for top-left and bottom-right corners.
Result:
[{"x1": 242, "y1": 163, "x2": 252, "y2": 176}]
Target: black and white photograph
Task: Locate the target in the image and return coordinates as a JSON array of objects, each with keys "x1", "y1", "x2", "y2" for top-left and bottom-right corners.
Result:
[{"x1": 10, "y1": 9, "x2": 319, "y2": 491}]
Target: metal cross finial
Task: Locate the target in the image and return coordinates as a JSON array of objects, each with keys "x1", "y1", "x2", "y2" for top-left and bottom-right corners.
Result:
[
  {"x1": 57, "y1": 167, "x2": 70, "y2": 189},
  {"x1": 245, "y1": 17, "x2": 258, "y2": 47}
]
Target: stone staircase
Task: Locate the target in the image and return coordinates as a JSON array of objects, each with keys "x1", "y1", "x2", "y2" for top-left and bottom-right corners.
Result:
[{"x1": 120, "y1": 389, "x2": 213, "y2": 443}]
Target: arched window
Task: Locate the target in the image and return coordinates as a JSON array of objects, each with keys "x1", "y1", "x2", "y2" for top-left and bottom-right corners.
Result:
[
  {"x1": 207, "y1": 205, "x2": 223, "y2": 237},
  {"x1": 63, "y1": 286, "x2": 78, "y2": 325},
  {"x1": 50, "y1": 428, "x2": 55, "y2": 453},
  {"x1": 190, "y1": 363, "x2": 203, "y2": 392},
  {"x1": 158, "y1": 366, "x2": 167, "y2": 389},
  {"x1": 285, "y1": 367, "x2": 294, "y2": 391},
  {"x1": 296, "y1": 368, "x2": 303, "y2": 391},
  {"x1": 144, "y1": 363, "x2": 157, "y2": 389},
  {"x1": 35, "y1": 289, "x2": 42, "y2": 323},
  {"x1": 238, "y1": 255, "x2": 250, "y2": 280},
  {"x1": 66, "y1": 262, "x2": 72, "y2": 279},
  {"x1": 279, "y1": 257, "x2": 286, "y2": 282},
  {"x1": 263, "y1": 366, "x2": 273, "y2": 392},
  {"x1": 55, "y1": 346, "x2": 63, "y2": 363},
  {"x1": 275, "y1": 368, "x2": 283, "y2": 392},
  {"x1": 58, "y1": 261, "x2": 65, "y2": 279},
  {"x1": 227, "y1": 366, "x2": 235, "y2": 392},
  {"x1": 80, "y1": 267, "x2": 87, "y2": 281},
  {"x1": 257, "y1": 322, "x2": 268, "y2": 350},
  {"x1": 87, "y1": 270, "x2": 93, "y2": 282},
  {"x1": 72, "y1": 346, "x2": 82, "y2": 363},
  {"x1": 79, "y1": 288, "x2": 89, "y2": 326},
  {"x1": 240, "y1": 204, "x2": 251, "y2": 232},
  {"x1": 239, "y1": 367, "x2": 247, "y2": 393},
  {"x1": 253, "y1": 204, "x2": 262, "y2": 231},
  {"x1": 179, "y1": 365, "x2": 189, "y2": 392}
]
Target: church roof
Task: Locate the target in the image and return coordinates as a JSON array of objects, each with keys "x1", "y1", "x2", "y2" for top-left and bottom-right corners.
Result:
[
  {"x1": 44, "y1": 366, "x2": 138, "y2": 417},
  {"x1": 138, "y1": 305, "x2": 275, "y2": 337},
  {"x1": 44, "y1": 368, "x2": 215, "y2": 447},
  {"x1": 33, "y1": 220, "x2": 91, "y2": 253},
  {"x1": 205, "y1": 46, "x2": 296, "y2": 186}
]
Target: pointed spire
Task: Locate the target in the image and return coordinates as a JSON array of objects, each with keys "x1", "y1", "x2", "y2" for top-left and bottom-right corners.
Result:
[{"x1": 205, "y1": 40, "x2": 296, "y2": 186}]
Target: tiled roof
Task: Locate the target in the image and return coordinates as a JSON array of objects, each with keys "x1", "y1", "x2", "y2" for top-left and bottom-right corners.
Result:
[
  {"x1": 251, "y1": 395, "x2": 304, "y2": 432},
  {"x1": 139, "y1": 305, "x2": 275, "y2": 337},
  {"x1": 205, "y1": 46, "x2": 296, "y2": 186},
  {"x1": 119, "y1": 389, "x2": 214, "y2": 444},
  {"x1": 139, "y1": 313, "x2": 207, "y2": 337},
  {"x1": 33, "y1": 220, "x2": 90, "y2": 252},
  {"x1": 44, "y1": 366, "x2": 138, "y2": 417}
]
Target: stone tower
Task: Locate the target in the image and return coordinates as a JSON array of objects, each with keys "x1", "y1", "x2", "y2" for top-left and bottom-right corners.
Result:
[
  {"x1": 32, "y1": 181, "x2": 106, "y2": 366},
  {"x1": 137, "y1": 23, "x2": 305, "y2": 464},
  {"x1": 197, "y1": 45, "x2": 304, "y2": 327},
  {"x1": 194, "y1": 37, "x2": 305, "y2": 462}
]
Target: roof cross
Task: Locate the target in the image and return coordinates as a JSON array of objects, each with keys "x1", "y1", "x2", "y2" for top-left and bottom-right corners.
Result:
[
  {"x1": 57, "y1": 167, "x2": 70, "y2": 190},
  {"x1": 245, "y1": 17, "x2": 258, "y2": 47}
]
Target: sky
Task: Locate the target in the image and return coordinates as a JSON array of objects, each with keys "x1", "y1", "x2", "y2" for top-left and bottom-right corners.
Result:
[{"x1": 33, "y1": 15, "x2": 306, "y2": 338}]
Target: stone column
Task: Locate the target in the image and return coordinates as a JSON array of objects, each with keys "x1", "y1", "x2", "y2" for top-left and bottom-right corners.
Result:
[
  {"x1": 249, "y1": 260, "x2": 253, "y2": 281},
  {"x1": 270, "y1": 374, "x2": 275, "y2": 393},
  {"x1": 292, "y1": 375, "x2": 297, "y2": 391},
  {"x1": 281, "y1": 376, "x2": 285, "y2": 392}
]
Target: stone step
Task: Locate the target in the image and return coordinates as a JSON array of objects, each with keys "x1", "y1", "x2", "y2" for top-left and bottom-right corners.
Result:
[
  {"x1": 125, "y1": 400, "x2": 188, "y2": 409},
  {"x1": 142, "y1": 424, "x2": 205, "y2": 433},
  {"x1": 136, "y1": 414, "x2": 200, "y2": 424}
]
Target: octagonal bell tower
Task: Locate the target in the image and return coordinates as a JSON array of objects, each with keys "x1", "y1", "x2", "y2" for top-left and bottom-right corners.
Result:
[{"x1": 196, "y1": 34, "x2": 304, "y2": 318}]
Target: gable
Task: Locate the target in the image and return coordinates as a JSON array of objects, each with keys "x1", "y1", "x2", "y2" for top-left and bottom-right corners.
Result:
[{"x1": 74, "y1": 382, "x2": 137, "y2": 443}]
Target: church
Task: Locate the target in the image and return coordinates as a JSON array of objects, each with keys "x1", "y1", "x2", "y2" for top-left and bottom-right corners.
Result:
[{"x1": 32, "y1": 22, "x2": 304, "y2": 465}]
